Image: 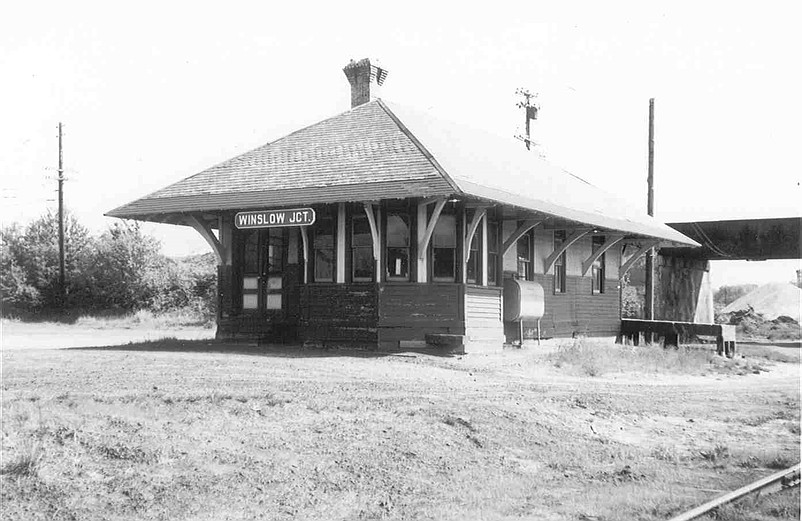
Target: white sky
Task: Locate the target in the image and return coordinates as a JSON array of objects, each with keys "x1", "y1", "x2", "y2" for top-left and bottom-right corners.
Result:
[{"x1": 1, "y1": 1, "x2": 800, "y2": 287}]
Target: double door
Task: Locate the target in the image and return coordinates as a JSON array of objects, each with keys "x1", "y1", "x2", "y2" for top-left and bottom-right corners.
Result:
[{"x1": 240, "y1": 228, "x2": 285, "y2": 315}]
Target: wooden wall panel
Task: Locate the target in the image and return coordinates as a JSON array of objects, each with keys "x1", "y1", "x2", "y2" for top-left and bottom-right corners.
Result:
[
  {"x1": 378, "y1": 283, "x2": 464, "y2": 346},
  {"x1": 299, "y1": 283, "x2": 379, "y2": 344}
]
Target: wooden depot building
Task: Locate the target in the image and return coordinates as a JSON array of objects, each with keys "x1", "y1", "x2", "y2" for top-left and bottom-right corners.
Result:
[{"x1": 107, "y1": 58, "x2": 698, "y2": 352}]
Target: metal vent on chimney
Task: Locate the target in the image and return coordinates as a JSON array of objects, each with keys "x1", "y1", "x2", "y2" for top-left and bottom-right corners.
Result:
[{"x1": 343, "y1": 58, "x2": 388, "y2": 108}]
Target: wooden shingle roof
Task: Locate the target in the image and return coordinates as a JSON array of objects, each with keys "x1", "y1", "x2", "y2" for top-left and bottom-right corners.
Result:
[{"x1": 107, "y1": 99, "x2": 697, "y2": 246}]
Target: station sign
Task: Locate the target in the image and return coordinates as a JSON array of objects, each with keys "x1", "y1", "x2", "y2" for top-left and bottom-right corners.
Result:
[{"x1": 234, "y1": 208, "x2": 316, "y2": 229}]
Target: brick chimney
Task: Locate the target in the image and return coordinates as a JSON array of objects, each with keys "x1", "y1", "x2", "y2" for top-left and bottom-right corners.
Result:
[{"x1": 343, "y1": 58, "x2": 388, "y2": 108}]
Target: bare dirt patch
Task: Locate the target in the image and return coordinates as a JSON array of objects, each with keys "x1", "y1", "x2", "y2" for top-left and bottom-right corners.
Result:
[{"x1": 1, "y1": 339, "x2": 799, "y2": 520}]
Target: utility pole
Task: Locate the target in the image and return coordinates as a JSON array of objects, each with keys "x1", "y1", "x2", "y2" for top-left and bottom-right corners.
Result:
[
  {"x1": 515, "y1": 88, "x2": 539, "y2": 151},
  {"x1": 57, "y1": 122, "x2": 66, "y2": 308},
  {"x1": 645, "y1": 99, "x2": 655, "y2": 321}
]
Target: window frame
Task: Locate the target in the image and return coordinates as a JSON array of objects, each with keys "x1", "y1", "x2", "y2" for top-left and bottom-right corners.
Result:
[
  {"x1": 385, "y1": 210, "x2": 412, "y2": 282},
  {"x1": 486, "y1": 219, "x2": 500, "y2": 286},
  {"x1": 516, "y1": 229, "x2": 533, "y2": 281},
  {"x1": 466, "y1": 228, "x2": 480, "y2": 285},
  {"x1": 351, "y1": 212, "x2": 374, "y2": 282},
  {"x1": 311, "y1": 209, "x2": 336, "y2": 283},
  {"x1": 591, "y1": 235, "x2": 606, "y2": 294},
  {"x1": 553, "y1": 230, "x2": 567, "y2": 294},
  {"x1": 431, "y1": 213, "x2": 458, "y2": 283}
]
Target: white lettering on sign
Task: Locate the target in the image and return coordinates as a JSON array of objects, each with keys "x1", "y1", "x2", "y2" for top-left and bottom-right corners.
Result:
[{"x1": 235, "y1": 208, "x2": 316, "y2": 229}]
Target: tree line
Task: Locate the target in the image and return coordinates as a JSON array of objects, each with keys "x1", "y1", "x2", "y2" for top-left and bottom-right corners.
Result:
[{"x1": 0, "y1": 211, "x2": 216, "y2": 319}]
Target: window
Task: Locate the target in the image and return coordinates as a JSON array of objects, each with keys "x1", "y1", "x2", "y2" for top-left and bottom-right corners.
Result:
[
  {"x1": 466, "y1": 232, "x2": 479, "y2": 284},
  {"x1": 591, "y1": 235, "x2": 605, "y2": 294},
  {"x1": 312, "y1": 214, "x2": 335, "y2": 282},
  {"x1": 517, "y1": 232, "x2": 531, "y2": 280},
  {"x1": 265, "y1": 229, "x2": 284, "y2": 309},
  {"x1": 239, "y1": 229, "x2": 284, "y2": 311},
  {"x1": 241, "y1": 231, "x2": 260, "y2": 310},
  {"x1": 432, "y1": 214, "x2": 457, "y2": 282},
  {"x1": 386, "y1": 212, "x2": 410, "y2": 281},
  {"x1": 487, "y1": 221, "x2": 499, "y2": 286},
  {"x1": 352, "y1": 214, "x2": 374, "y2": 282},
  {"x1": 554, "y1": 230, "x2": 567, "y2": 293}
]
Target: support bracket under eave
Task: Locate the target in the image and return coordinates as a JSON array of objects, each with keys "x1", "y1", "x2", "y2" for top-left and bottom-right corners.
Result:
[
  {"x1": 501, "y1": 219, "x2": 546, "y2": 256},
  {"x1": 186, "y1": 214, "x2": 228, "y2": 266},
  {"x1": 543, "y1": 229, "x2": 592, "y2": 273},
  {"x1": 619, "y1": 240, "x2": 660, "y2": 279},
  {"x1": 580, "y1": 234, "x2": 626, "y2": 276},
  {"x1": 364, "y1": 203, "x2": 381, "y2": 278},
  {"x1": 417, "y1": 198, "x2": 447, "y2": 260},
  {"x1": 463, "y1": 206, "x2": 488, "y2": 261}
]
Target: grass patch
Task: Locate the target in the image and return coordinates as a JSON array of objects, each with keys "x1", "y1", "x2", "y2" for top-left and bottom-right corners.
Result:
[
  {"x1": 548, "y1": 338, "x2": 731, "y2": 377},
  {"x1": 74, "y1": 308, "x2": 213, "y2": 329}
]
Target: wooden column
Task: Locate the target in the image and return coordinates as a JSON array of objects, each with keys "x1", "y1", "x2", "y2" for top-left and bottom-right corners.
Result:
[
  {"x1": 481, "y1": 217, "x2": 489, "y2": 286},
  {"x1": 337, "y1": 203, "x2": 346, "y2": 283}
]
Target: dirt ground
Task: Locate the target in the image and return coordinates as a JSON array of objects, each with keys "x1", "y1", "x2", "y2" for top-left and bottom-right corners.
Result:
[{"x1": 1, "y1": 335, "x2": 799, "y2": 520}]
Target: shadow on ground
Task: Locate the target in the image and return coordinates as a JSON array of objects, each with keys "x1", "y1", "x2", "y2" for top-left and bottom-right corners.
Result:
[{"x1": 69, "y1": 339, "x2": 458, "y2": 359}]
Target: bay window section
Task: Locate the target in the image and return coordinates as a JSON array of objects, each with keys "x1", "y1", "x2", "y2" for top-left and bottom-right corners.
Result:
[
  {"x1": 312, "y1": 214, "x2": 335, "y2": 282},
  {"x1": 386, "y1": 212, "x2": 410, "y2": 281},
  {"x1": 351, "y1": 214, "x2": 374, "y2": 282},
  {"x1": 432, "y1": 214, "x2": 457, "y2": 282}
]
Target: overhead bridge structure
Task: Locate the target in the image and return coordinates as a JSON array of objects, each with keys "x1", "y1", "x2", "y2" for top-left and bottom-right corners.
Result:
[{"x1": 653, "y1": 217, "x2": 802, "y2": 324}]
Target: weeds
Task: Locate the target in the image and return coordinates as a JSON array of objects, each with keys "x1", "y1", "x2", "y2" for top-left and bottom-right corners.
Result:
[
  {"x1": 1, "y1": 441, "x2": 42, "y2": 478},
  {"x1": 699, "y1": 444, "x2": 730, "y2": 463},
  {"x1": 549, "y1": 338, "x2": 723, "y2": 377}
]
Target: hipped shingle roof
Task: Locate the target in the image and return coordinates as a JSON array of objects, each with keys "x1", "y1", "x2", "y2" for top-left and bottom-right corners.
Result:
[{"x1": 107, "y1": 100, "x2": 697, "y2": 246}]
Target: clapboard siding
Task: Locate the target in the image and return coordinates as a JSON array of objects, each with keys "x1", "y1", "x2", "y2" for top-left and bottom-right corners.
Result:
[
  {"x1": 519, "y1": 274, "x2": 620, "y2": 338},
  {"x1": 378, "y1": 283, "x2": 464, "y2": 346},
  {"x1": 464, "y1": 285, "x2": 504, "y2": 349},
  {"x1": 465, "y1": 286, "x2": 502, "y2": 322}
]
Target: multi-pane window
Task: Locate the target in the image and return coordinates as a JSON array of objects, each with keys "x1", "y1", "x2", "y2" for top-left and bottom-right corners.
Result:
[
  {"x1": 386, "y1": 212, "x2": 410, "y2": 281},
  {"x1": 591, "y1": 235, "x2": 605, "y2": 294},
  {"x1": 517, "y1": 232, "x2": 531, "y2": 280},
  {"x1": 554, "y1": 230, "x2": 567, "y2": 293},
  {"x1": 264, "y1": 229, "x2": 284, "y2": 309},
  {"x1": 432, "y1": 214, "x2": 457, "y2": 282},
  {"x1": 312, "y1": 214, "x2": 335, "y2": 282},
  {"x1": 241, "y1": 231, "x2": 260, "y2": 310},
  {"x1": 487, "y1": 221, "x2": 499, "y2": 286},
  {"x1": 352, "y1": 214, "x2": 374, "y2": 282},
  {"x1": 466, "y1": 232, "x2": 479, "y2": 284}
]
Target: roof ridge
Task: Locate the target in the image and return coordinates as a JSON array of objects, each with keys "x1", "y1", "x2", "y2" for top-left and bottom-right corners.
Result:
[{"x1": 376, "y1": 99, "x2": 462, "y2": 195}]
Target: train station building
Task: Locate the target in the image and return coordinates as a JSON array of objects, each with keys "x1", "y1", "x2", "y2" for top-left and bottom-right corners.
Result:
[{"x1": 107, "y1": 59, "x2": 698, "y2": 352}]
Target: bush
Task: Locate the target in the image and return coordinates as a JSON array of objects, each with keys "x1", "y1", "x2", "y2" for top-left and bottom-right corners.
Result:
[{"x1": 1, "y1": 214, "x2": 217, "y2": 321}]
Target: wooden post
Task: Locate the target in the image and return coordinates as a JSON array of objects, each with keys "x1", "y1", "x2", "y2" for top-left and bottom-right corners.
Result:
[
  {"x1": 337, "y1": 203, "x2": 346, "y2": 283},
  {"x1": 645, "y1": 98, "x2": 655, "y2": 323}
]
